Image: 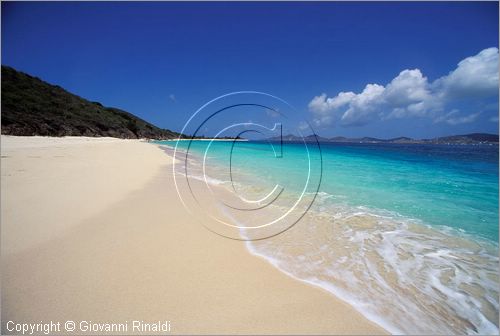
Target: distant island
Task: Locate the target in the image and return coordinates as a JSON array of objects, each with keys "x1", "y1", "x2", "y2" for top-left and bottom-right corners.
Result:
[{"x1": 268, "y1": 133, "x2": 499, "y2": 145}]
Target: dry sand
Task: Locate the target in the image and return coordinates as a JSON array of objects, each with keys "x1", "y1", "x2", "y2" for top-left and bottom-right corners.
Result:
[{"x1": 1, "y1": 135, "x2": 386, "y2": 335}]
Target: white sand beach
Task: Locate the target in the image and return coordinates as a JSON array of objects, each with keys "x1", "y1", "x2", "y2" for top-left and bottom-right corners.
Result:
[{"x1": 1, "y1": 135, "x2": 386, "y2": 334}]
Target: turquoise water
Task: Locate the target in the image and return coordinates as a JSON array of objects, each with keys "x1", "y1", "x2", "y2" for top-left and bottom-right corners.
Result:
[
  {"x1": 167, "y1": 140, "x2": 498, "y2": 241},
  {"x1": 319, "y1": 142, "x2": 498, "y2": 241},
  {"x1": 157, "y1": 139, "x2": 499, "y2": 334}
]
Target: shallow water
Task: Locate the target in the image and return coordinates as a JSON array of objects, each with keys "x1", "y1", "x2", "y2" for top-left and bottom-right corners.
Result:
[{"x1": 157, "y1": 140, "x2": 499, "y2": 334}]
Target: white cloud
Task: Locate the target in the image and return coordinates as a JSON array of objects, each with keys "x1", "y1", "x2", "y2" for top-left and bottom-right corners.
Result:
[
  {"x1": 308, "y1": 92, "x2": 356, "y2": 126},
  {"x1": 309, "y1": 47, "x2": 499, "y2": 127},
  {"x1": 308, "y1": 92, "x2": 356, "y2": 113},
  {"x1": 340, "y1": 84, "x2": 385, "y2": 125},
  {"x1": 297, "y1": 121, "x2": 309, "y2": 131},
  {"x1": 434, "y1": 110, "x2": 481, "y2": 125},
  {"x1": 384, "y1": 69, "x2": 431, "y2": 107},
  {"x1": 266, "y1": 109, "x2": 280, "y2": 118},
  {"x1": 433, "y1": 47, "x2": 499, "y2": 99}
]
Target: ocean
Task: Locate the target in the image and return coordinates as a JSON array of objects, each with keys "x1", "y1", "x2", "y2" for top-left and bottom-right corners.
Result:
[{"x1": 156, "y1": 139, "x2": 499, "y2": 335}]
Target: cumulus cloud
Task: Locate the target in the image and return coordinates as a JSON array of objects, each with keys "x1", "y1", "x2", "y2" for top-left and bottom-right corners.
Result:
[
  {"x1": 308, "y1": 47, "x2": 499, "y2": 127},
  {"x1": 433, "y1": 47, "x2": 499, "y2": 99},
  {"x1": 309, "y1": 92, "x2": 356, "y2": 113},
  {"x1": 340, "y1": 84, "x2": 385, "y2": 125}
]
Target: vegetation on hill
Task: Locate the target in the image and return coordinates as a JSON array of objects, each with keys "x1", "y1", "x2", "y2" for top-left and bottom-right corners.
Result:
[{"x1": 1, "y1": 65, "x2": 182, "y2": 139}]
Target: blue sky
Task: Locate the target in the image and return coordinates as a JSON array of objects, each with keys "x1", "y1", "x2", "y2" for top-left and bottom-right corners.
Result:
[{"x1": 2, "y1": 2, "x2": 498, "y2": 138}]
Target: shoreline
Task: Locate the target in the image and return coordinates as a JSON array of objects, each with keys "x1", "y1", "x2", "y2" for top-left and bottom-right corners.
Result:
[
  {"x1": 160, "y1": 139, "x2": 499, "y2": 334},
  {"x1": 1, "y1": 135, "x2": 386, "y2": 335}
]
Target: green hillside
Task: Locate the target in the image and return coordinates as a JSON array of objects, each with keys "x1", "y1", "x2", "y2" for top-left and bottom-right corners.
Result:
[{"x1": 1, "y1": 65, "x2": 182, "y2": 139}]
